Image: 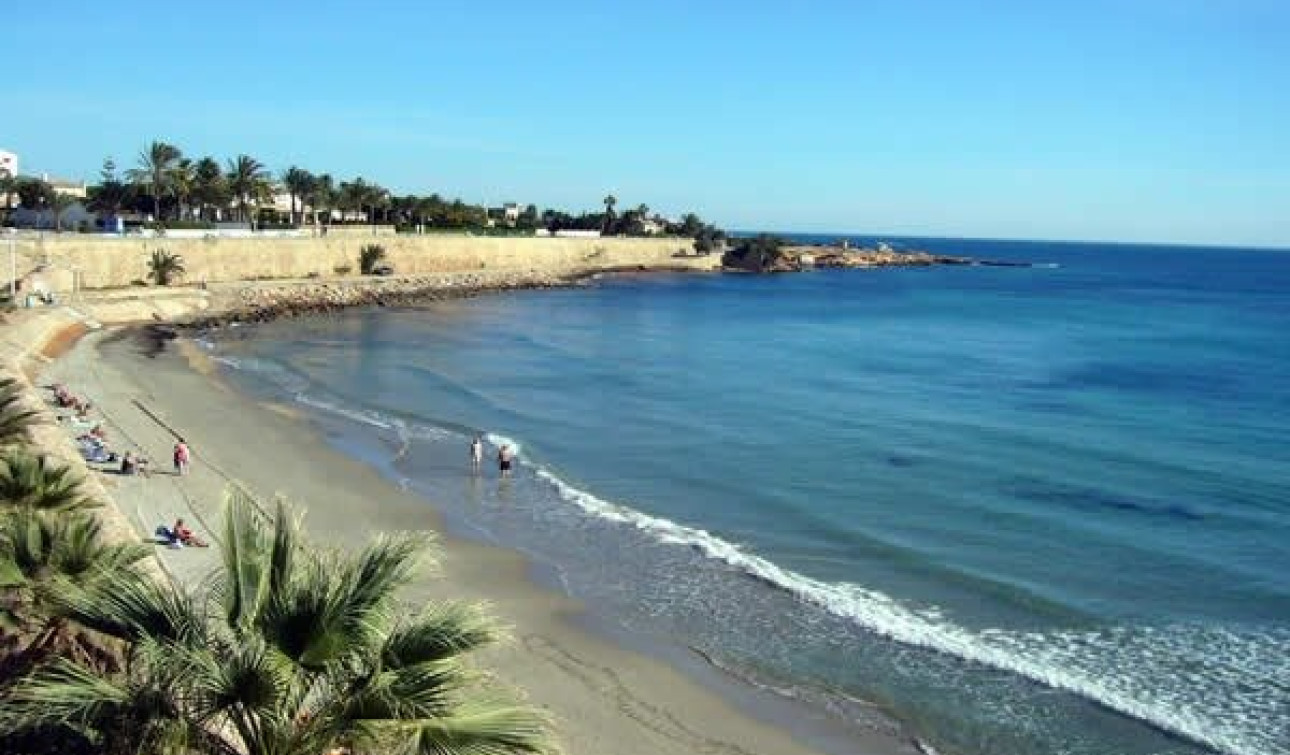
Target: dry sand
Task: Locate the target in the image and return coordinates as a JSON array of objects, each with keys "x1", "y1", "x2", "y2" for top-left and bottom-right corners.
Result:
[{"x1": 38, "y1": 327, "x2": 916, "y2": 755}]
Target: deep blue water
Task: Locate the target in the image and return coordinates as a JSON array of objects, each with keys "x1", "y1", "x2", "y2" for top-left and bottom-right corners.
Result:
[{"x1": 205, "y1": 238, "x2": 1290, "y2": 755}]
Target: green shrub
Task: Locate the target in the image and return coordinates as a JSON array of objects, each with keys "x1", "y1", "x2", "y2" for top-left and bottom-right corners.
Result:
[
  {"x1": 146, "y1": 249, "x2": 186, "y2": 286},
  {"x1": 359, "y1": 244, "x2": 386, "y2": 275}
]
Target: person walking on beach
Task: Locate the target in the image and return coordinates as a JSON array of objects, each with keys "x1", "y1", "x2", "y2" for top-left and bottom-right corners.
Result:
[
  {"x1": 498, "y1": 444, "x2": 513, "y2": 477},
  {"x1": 470, "y1": 435, "x2": 484, "y2": 472},
  {"x1": 173, "y1": 439, "x2": 191, "y2": 476}
]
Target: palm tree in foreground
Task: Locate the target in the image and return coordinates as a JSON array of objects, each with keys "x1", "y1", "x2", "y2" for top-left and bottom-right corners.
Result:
[
  {"x1": 0, "y1": 487, "x2": 550, "y2": 755},
  {"x1": 0, "y1": 378, "x2": 44, "y2": 447},
  {"x1": 0, "y1": 449, "x2": 95, "y2": 513},
  {"x1": 1, "y1": 508, "x2": 150, "y2": 665}
]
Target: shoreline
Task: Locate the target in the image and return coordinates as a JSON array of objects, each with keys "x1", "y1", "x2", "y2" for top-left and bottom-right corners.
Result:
[{"x1": 34, "y1": 324, "x2": 922, "y2": 755}]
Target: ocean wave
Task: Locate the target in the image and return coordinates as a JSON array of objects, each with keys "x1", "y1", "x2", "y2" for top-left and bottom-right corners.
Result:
[
  {"x1": 484, "y1": 431, "x2": 524, "y2": 457},
  {"x1": 525, "y1": 460, "x2": 1282, "y2": 755}
]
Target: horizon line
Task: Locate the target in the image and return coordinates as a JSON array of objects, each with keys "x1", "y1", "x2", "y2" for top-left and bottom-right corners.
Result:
[{"x1": 736, "y1": 230, "x2": 1290, "y2": 253}]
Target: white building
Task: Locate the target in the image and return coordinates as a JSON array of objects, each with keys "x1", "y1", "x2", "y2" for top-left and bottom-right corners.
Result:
[{"x1": 0, "y1": 149, "x2": 16, "y2": 210}]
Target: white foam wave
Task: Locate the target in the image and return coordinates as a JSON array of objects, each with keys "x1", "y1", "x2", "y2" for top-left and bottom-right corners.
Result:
[
  {"x1": 524, "y1": 461, "x2": 1282, "y2": 755},
  {"x1": 293, "y1": 393, "x2": 396, "y2": 431},
  {"x1": 484, "y1": 432, "x2": 523, "y2": 456}
]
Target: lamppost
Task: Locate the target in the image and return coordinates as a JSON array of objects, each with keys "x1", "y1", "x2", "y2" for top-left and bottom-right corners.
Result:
[{"x1": 7, "y1": 234, "x2": 15, "y2": 302}]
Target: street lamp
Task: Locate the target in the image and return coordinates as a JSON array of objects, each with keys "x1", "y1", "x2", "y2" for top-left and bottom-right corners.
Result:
[{"x1": 7, "y1": 235, "x2": 15, "y2": 302}]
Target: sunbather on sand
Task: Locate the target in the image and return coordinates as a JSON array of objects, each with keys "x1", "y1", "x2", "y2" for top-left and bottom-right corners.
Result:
[{"x1": 170, "y1": 518, "x2": 208, "y2": 548}]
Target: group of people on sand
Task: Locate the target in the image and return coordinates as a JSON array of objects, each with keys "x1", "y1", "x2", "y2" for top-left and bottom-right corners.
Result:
[
  {"x1": 49, "y1": 383, "x2": 209, "y2": 550},
  {"x1": 470, "y1": 435, "x2": 514, "y2": 477}
]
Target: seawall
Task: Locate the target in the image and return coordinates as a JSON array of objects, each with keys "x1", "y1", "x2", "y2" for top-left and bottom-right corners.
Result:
[{"x1": 10, "y1": 233, "x2": 703, "y2": 290}]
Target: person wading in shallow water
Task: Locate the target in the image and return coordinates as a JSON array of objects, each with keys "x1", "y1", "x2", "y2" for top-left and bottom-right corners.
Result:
[
  {"x1": 498, "y1": 444, "x2": 514, "y2": 477},
  {"x1": 470, "y1": 435, "x2": 484, "y2": 472}
]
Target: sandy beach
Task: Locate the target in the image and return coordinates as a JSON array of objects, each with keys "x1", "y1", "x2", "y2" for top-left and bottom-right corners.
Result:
[{"x1": 34, "y1": 324, "x2": 916, "y2": 755}]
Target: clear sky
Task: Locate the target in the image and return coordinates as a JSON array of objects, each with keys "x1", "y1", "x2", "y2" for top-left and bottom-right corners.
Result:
[{"x1": 5, "y1": 1, "x2": 1288, "y2": 246}]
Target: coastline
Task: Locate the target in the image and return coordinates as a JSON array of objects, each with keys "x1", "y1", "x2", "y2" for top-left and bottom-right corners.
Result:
[{"x1": 33, "y1": 323, "x2": 921, "y2": 755}]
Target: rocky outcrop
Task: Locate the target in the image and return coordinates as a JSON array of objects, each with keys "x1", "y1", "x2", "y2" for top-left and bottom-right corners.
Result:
[
  {"x1": 804, "y1": 248, "x2": 971, "y2": 268},
  {"x1": 723, "y1": 241, "x2": 974, "y2": 274}
]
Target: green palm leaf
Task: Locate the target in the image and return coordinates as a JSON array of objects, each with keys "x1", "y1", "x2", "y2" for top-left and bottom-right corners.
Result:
[
  {"x1": 54, "y1": 568, "x2": 203, "y2": 647},
  {"x1": 383, "y1": 602, "x2": 500, "y2": 668},
  {"x1": 0, "y1": 449, "x2": 97, "y2": 512},
  {"x1": 5, "y1": 487, "x2": 552, "y2": 755},
  {"x1": 400, "y1": 697, "x2": 551, "y2": 755},
  {"x1": 0, "y1": 377, "x2": 44, "y2": 446}
]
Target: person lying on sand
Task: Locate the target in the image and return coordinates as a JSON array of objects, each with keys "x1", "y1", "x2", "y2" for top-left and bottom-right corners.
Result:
[{"x1": 165, "y1": 518, "x2": 208, "y2": 548}]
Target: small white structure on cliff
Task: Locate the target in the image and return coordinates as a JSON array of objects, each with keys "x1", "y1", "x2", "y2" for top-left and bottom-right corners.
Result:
[
  {"x1": 0, "y1": 149, "x2": 17, "y2": 179},
  {"x1": 0, "y1": 149, "x2": 17, "y2": 210}
]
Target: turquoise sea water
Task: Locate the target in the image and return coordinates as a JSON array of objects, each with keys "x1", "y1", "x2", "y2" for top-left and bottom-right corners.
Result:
[{"x1": 204, "y1": 238, "x2": 1290, "y2": 755}]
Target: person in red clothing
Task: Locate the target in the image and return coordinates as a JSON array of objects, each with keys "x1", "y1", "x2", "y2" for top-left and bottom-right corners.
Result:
[
  {"x1": 171, "y1": 518, "x2": 207, "y2": 548},
  {"x1": 173, "y1": 439, "x2": 191, "y2": 475}
]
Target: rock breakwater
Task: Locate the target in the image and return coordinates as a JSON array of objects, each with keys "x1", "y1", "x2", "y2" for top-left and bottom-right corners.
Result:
[{"x1": 184, "y1": 268, "x2": 636, "y2": 329}]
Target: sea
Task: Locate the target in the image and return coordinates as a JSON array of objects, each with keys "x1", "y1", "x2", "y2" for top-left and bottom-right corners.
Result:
[{"x1": 198, "y1": 236, "x2": 1290, "y2": 755}]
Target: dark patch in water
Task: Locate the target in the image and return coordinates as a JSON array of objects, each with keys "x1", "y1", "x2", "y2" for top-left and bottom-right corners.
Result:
[
  {"x1": 887, "y1": 455, "x2": 917, "y2": 468},
  {"x1": 1004, "y1": 478, "x2": 1204, "y2": 521},
  {"x1": 1043, "y1": 362, "x2": 1233, "y2": 398}
]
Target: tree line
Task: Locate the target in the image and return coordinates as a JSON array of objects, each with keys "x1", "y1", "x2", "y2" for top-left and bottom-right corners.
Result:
[{"x1": 2, "y1": 140, "x2": 726, "y2": 247}]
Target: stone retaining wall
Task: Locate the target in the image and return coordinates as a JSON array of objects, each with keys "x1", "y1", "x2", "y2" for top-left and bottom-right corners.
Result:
[{"x1": 9, "y1": 234, "x2": 700, "y2": 290}]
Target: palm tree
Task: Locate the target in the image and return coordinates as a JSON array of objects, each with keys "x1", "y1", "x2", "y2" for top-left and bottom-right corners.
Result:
[
  {"x1": 170, "y1": 159, "x2": 196, "y2": 221},
  {"x1": 191, "y1": 157, "x2": 227, "y2": 222},
  {"x1": 0, "y1": 508, "x2": 150, "y2": 657},
  {"x1": 602, "y1": 194, "x2": 617, "y2": 234},
  {"x1": 339, "y1": 177, "x2": 385, "y2": 226},
  {"x1": 127, "y1": 141, "x2": 182, "y2": 222},
  {"x1": 146, "y1": 249, "x2": 186, "y2": 286},
  {"x1": 366, "y1": 183, "x2": 389, "y2": 228},
  {"x1": 0, "y1": 378, "x2": 43, "y2": 446},
  {"x1": 309, "y1": 173, "x2": 335, "y2": 231},
  {"x1": 87, "y1": 161, "x2": 132, "y2": 220},
  {"x1": 281, "y1": 167, "x2": 312, "y2": 227},
  {"x1": 0, "y1": 449, "x2": 95, "y2": 514},
  {"x1": 47, "y1": 194, "x2": 76, "y2": 233},
  {"x1": 0, "y1": 488, "x2": 550, "y2": 755},
  {"x1": 225, "y1": 155, "x2": 270, "y2": 226}
]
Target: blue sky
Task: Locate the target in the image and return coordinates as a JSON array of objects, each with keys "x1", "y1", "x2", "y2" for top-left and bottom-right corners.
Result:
[{"x1": 6, "y1": 1, "x2": 1288, "y2": 246}]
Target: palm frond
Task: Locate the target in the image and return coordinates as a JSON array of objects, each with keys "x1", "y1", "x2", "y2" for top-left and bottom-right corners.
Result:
[
  {"x1": 343, "y1": 660, "x2": 473, "y2": 721},
  {"x1": 398, "y1": 696, "x2": 552, "y2": 755},
  {"x1": 0, "y1": 377, "x2": 44, "y2": 445},
  {"x1": 219, "y1": 486, "x2": 270, "y2": 632},
  {"x1": 54, "y1": 567, "x2": 203, "y2": 647},
  {"x1": 382, "y1": 602, "x2": 501, "y2": 668},
  {"x1": 266, "y1": 497, "x2": 299, "y2": 601},
  {"x1": 0, "y1": 449, "x2": 97, "y2": 512},
  {"x1": 334, "y1": 532, "x2": 431, "y2": 642},
  {"x1": 0, "y1": 658, "x2": 131, "y2": 733},
  {"x1": 49, "y1": 513, "x2": 151, "y2": 580}
]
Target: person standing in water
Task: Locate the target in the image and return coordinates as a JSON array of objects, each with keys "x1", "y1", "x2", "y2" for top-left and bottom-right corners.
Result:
[
  {"x1": 470, "y1": 435, "x2": 484, "y2": 472},
  {"x1": 498, "y1": 444, "x2": 513, "y2": 477}
]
